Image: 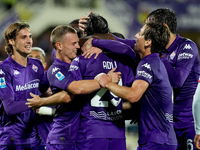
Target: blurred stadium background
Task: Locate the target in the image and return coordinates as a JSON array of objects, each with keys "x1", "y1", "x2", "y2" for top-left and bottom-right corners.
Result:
[{"x1": 0, "y1": 0, "x2": 200, "y2": 149}]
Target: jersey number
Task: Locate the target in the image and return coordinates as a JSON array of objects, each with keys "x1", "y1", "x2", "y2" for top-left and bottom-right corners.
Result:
[{"x1": 91, "y1": 78, "x2": 122, "y2": 107}]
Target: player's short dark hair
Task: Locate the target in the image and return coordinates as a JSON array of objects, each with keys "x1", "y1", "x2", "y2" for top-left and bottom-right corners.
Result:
[{"x1": 147, "y1": 8, "x2": 177, "y2": 34}]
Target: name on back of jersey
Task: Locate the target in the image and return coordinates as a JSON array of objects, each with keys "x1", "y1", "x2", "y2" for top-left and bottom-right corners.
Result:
[{"x1": 103, "y1": 61, "x2": 117, "y2": 69}]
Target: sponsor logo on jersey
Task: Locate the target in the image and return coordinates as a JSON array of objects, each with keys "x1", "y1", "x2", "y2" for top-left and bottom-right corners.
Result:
[
  {"x1": 183, "y1": 44, "x2": 192, "y2": 50},
  {"x1": 142, "y1": 63, "x2": 151, "y2": 70},
  {"x1": 52, "y1": 67, "x2": 60, "y2": 74},
  {"x1": 0, "y1": 77, "x2": 6, "y2": 88},
  {"x1": 90, "y1": 110, "x2": 123, "y2": 121},
  {"x1": 170, "y1": 51, "x2": 176, "y2": 60},
  {"x1": 0, "y1": 69, "x2": 5, "y2": 75},
  {"x1": 178, "y1": 52, "x2": 193, "y2": 60},
  {"x1": 165, "y1": 113, "x2": 173, "y2": 122},
  {"x1": 14, "y1": 70, "x2": 20, "y2": 75},
  {"x1": 32, "y1": 64, "x2": 38, "y2": 72},
  {"x1": 137, "y1": 70, "x2": 152, "y2": 79},
  {"x1": 15, "y1": 79, "x2": 39, "y2": 91},
  {"x1": 55, "y1": 71, "x2": 65, "y2": 81},
  {"x1": 69, "y1": 65, "x2": 79, "y2": 71}
]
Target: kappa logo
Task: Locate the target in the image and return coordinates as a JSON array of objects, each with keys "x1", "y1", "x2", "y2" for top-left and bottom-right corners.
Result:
[
  {"x1": 142, "y1": 63, "x2": 151, "y2": 70},
  {"x1": 0, "y1": 69, "x2": 5, "y2": 75},
  {"x1": 52, "y1": 67, "x2": 60, "y2": 74},
  {"x1": 73, "y1": 57, "x2": 79, "y2": 62},
  {"x1": 14, "y1": 70, "x2": 20, "y2": 75},
  {"x1": 183, "y1": 44, "x2": 192, "y2": 50},
  {"x1": 32, "y1": 64, "x2": 38, "y2": 72}
]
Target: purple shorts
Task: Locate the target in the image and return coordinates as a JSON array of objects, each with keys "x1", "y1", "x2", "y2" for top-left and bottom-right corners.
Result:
[
  {"x1": 137, "y1": 142, "x2": 177, "y2": 150},
  {"x1": 76, "y1": 138, "x2": 126, "y2": 150},
  {"x1": 46, "y1": 143, "x2": 76, "y2": 150},
  {"x1": 0, "y1": 140, "x2": 45, "y2": 150},
  {"x1": 175, "y1": 126, "x2": 196, "y2": 150}
]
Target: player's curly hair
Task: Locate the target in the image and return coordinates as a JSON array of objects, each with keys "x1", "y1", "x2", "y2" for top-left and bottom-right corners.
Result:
[
  {"x1": 143, "y1": 22, "x2": 170, "y2": 54},
  {"x1": 84, "y1": 13, "x2": 110, "y2": 36}
]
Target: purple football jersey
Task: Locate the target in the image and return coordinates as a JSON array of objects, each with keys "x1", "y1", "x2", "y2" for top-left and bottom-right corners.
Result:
[
  {"x1": 46, "y1": 58, "x2": 81, "y2": 145},
  {"x1": 135, "y1": 53, "x2": 177, "y2": 145},
  {"x1": 0, "y1": 55, "x2": 48, "y2": 145},
  {"x1": 69, "y1": 53, "x2": 134, "y2": 139},
  {"x1": 161, "y1": 35, "x2": 200, "y2": 129}
]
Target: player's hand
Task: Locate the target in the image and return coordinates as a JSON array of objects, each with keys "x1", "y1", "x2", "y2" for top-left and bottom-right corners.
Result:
[
  {"x1": 82, "y1": 46, "x2": 102, "y2": 59},
  {"x1": 95, "y1": 73, "x2": 111, "y2": 88},
  {"x1": 95, "y1": 68, "x2": 121, "y2": 87},
  {"x1": 194, "y1": 134, "x2": 200, "y2": 149},
  {"x1": 25, "y1": 93, "x2": 42, "y2": 109},
  {"x1": 107, "y1": 68, "x2": 121, "y2": 84},
  {"x1": 79, "y1": 12, "x2": 93, "y2": 36},
  {"x1": 79, "y1": 16, "x2": 89, "y2": 36}
]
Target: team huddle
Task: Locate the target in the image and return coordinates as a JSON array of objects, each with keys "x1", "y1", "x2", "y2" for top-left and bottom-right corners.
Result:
[{"x1": 0, "y1": 7, "x2": 199, "y2": 150}]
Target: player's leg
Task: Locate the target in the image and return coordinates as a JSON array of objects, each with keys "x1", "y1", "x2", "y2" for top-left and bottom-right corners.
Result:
[{"x1": 176, "y1": 127, "x2": 196, "y2": 150}]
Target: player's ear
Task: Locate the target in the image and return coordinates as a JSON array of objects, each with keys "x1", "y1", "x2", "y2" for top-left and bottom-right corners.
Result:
[
  {"x1": 145, "y1": 39, "x2": 151, "y2": 47},
  {"x1": 56, "y1": 42, "x2": 62, "y2": 51},
  {"x1": 8, "y1": 39, "x2": 14, "y2": 45}
]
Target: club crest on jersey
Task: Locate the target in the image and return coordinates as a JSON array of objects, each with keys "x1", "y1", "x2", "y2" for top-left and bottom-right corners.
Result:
[
  {"x1": 32, "y1": 64, "x2": 38, "y2": 72},
  {"x1": 170, "y1": 51, "x2": 176, "y2": 60},
  {"x1": 55, "y1": 71, "x2": 65, "y2": 81},
  {"x1": 0, "y1": 77, "x2": 6, "y2": 88}
]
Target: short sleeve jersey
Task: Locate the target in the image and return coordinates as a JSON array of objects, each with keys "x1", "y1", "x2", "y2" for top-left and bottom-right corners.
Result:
[
  {"x1": 135, "y1": 53, "x2": 177, "y2": 145},
  {"x1": 0, "y1": 55, "x2": 48, "y2": 145},
  {"x1": 46, "y1": 58, "x2": 81, "y2": 144},
  {"x1": 162, "y1": 35, "x2": 200, "y2": 128},
  {"x1": 69, "y1": 53, "x2": 134, "y2": 139}
]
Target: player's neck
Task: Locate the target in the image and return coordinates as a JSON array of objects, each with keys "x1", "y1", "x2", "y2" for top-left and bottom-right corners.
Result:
[
  {"x1": 11, "y1": 52, "x2": 28, "y2": 67},
  {"x1": 56, "y1": 55, "x2": 71, "y2": 64},
  {"x1": 166, "y1": 33, "x2": 177, "y2": 49},
  {"x1": 138, "y1": 48, "x2": 151, "y2": 59}
]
